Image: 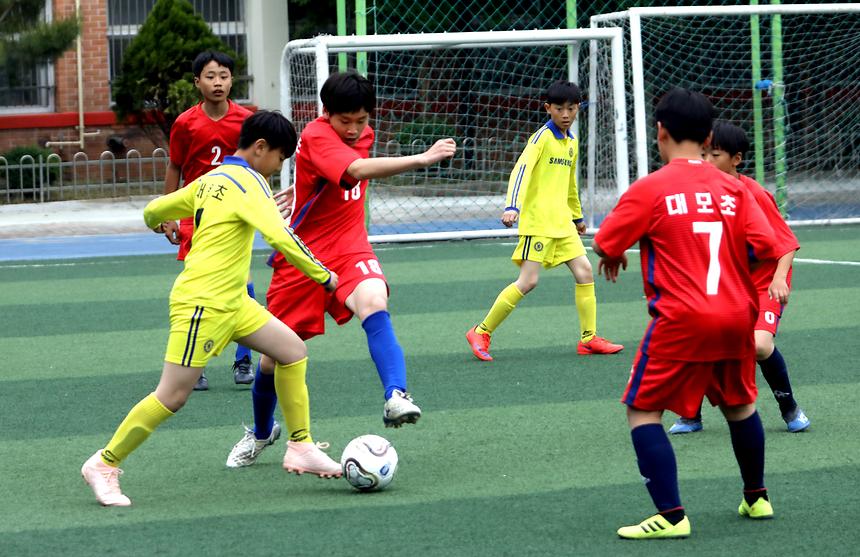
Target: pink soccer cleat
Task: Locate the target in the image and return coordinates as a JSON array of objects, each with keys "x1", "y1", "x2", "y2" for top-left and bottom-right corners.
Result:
[
  {"x1": 466, "y1": 327, "x2": 493, "y2": 361},
  {"x1": 577, "y1": 335, "x2": 624, "y2": 355},
  {"x1": 81, "y1": 451, "x2": 132, "y2": 507},
  {"x1": 283, "y1": 441, "x2": 342, "y2": 478}
]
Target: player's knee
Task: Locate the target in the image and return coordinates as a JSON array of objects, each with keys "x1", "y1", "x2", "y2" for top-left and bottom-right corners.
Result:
[
  {"x1": 259, "y1": 354, "x2": 276, "y2": 374},
  {"x1": 755, "y1": 342, "x2": 773, "y2": 361},
  {"x1": 516, "y1": 276, "x2": 538, "y2": 293},
  {"x1": 571, "y1": 256, "x2": 594, "y2": 282},
  {"x1": 754, "y1": 331, "x2": 775, "y2": 360}
]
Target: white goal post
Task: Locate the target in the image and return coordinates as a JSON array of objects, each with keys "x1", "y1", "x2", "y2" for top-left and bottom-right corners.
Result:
[
  {"x1": 280, "y1": 29, "x2": 630, "y2": 242},
  {"x1": 593, "y1": 3, "x2": 860, "y2": 226}
]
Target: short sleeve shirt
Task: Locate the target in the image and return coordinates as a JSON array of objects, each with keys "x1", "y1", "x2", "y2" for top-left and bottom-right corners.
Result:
[
  {"x1": 169, "y1": 101, "x2": 253, "y2": 184},
  {"x1": 739, "y1": 174, "x2": 800, "y2": 292},
  {"x1": 595, "y1": 159, "x2": 777, "y2": 361},
  {"x1": 276, "y1": 117, "x2": 375, "y2": 264}
]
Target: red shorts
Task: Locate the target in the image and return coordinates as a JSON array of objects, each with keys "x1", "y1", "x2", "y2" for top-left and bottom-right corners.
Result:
[
  {"x1": 622, "y1": 350, "x2": 757, "y2": 418},
  {"x1": 177, "y1": 217, "x2": 194, "y2": 261},
  {"x1": 754, "y1": 293, "x2": 784, "y2": 336},
  {"x1": 266, "y1": 250, "x2": 388, "y2": 340}
]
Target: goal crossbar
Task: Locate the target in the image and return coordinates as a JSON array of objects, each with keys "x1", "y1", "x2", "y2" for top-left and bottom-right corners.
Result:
[{"x1": 280, "y1": 28, "x2": 630, "y2": 242}]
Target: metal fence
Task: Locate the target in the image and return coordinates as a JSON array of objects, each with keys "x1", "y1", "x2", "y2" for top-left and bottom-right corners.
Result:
[
  {"x1": 0, "y1": 148, "x2": 291, "y2": 204},
  {"x1": 0, "y1": 149, "x2": 168, "y2": 203}
]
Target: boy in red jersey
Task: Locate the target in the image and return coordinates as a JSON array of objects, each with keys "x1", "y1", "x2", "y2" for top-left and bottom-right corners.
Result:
[
  {"x1": 226, "y1": 71, "x2": 456, "y2": 468},
  {"x1": 669, "y1": 122, "x2": 810, "y2": 434},
  {"x1": 593, "y1": 89, "x2": 778, "y2": 539},
  {"x1": 161, "y1": 51, "x2": 256, "y2": 390}
]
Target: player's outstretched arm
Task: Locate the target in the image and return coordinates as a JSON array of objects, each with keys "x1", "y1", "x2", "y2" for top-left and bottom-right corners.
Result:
[
  {"x1": 143, "y1": 186, "x2": 195, "y2": 232},
  {"x1": 158, "y1": 161, "x2": 183, "y2": 244},
  {"x1": 345, "y1": 138, "x2": 456, "y2": 180}
]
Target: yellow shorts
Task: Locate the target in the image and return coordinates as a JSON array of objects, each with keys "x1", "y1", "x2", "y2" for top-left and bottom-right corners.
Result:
[
  {"x1": 165, "y1": 296, "x2": 271, "y2": 368},
  {"x1": 512, "y1": 233, "x2": 586, "y2": 269}
]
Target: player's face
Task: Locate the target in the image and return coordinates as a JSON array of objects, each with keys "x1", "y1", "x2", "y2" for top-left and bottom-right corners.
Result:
[
  {"x1": 255, "y1": 143, "x2": 287, "y2": 178},
  {"x1": 544, "y1": 101, "x2": 579, "y2": 133},
  {"x1": 706, "y1": 148, "x2": 737, "y2": 175},
  {"x1": 325, "y1": 109, "x2": 370, "y2": 145},
  {"x1": 195, "y1": 61, "x2": 233, "y2": 103}
]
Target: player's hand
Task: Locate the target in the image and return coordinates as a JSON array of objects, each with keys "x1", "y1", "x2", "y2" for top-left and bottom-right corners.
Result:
[
  {"x1": 323, "y1": 270, "x2": 339, "y2": 292},
  {"x1": 160, "y1": 221, "x2": 180, "y2": 245},
  {"x1": 274, "y1": 187, "x2": 295, "y2": 220},
  {"x1": 501, "y1": 210, "x2": 519, "y2": 228},
  {"x1": 575, "y1": 221, "x2": 587, "y2": 235},
  {"x1": 768, "y1": 277, "x2": 790, "y2": 305},
  {"x1": 597, "y1": 254, "x2": 628, "y2": 283},
  {"x1": 422, "y1": 138, "x2": 457, "y2": 165}
]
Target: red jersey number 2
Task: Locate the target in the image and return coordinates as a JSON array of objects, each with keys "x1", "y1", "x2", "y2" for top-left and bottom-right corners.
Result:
[{"x1": 692, "y1": 221, "x2": 723, "y2": 295}]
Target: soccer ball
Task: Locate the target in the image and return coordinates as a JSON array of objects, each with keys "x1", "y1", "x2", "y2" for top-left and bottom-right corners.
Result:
[{"x1": 340, "y1": 434, "x2": 398, "y2": 491}]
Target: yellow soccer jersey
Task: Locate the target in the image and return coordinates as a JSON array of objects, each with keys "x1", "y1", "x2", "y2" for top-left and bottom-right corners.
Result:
[
  {"x1": 505, "y1": 120, "x2": 582, "y2": 238},
  {"x1": 144, "y1": 155, "x2": 331, "y2": 311}
]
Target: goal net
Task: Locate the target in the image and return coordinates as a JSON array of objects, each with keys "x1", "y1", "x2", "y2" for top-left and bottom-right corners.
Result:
[
  {"x1": 593, "y1": 4, "x2": 860, "y2": 225},
  {"x1": 280, "y1": 29, "x2": 629, "y2": 241}
]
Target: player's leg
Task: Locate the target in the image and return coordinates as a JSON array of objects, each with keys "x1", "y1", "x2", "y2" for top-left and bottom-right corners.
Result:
[
  {"x1": 81, "y1": 361, "x2": 198, "y2": 506},
  {"x1": 564, "y1": 246, "x2": 623, "y2": 355},
  {"x1": 225, "y1": 354, "x2": 281, "y2": 468},
  {"x1": 345, "y1": 277, "x2": 421, "y2": 427},
  {"x1": 235, "y1": 311, "x2": 340, "y2": 478},
  {"x1": 231, "y1": 275, "x2": 256, "y2": 385},
  {"x1": 755, "y1": 303, "x2": 809, "y2": 431},
  {"x1": 467, "y1": 241, "x2": 540, "y2": 361},
  {"x1": 721, "y1": 403, "x2": 773, "y2": 519},
  {"x1": 712, "y1": 358, "x2": 773, "y2": 519},
  {"x1": 617, "y1": 406, "x2": 690, "y2": 539}
]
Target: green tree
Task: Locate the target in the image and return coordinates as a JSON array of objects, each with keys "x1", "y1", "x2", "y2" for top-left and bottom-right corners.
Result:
[
  {"x1": 0, "y1": 0, "x2": 79, "y2": 101},
  {"x1": 112, "y1": 0, "x2": 243, "y2": 137}
]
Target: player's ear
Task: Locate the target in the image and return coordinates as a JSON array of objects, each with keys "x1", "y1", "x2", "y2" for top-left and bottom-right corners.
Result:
[
  {"x1": 322, "y1": 108, "x2": 331, "y2": 120},
  {"x1": 702, "y1": 131, "x2": 713, "y2": 150},
  {"x1": 732, "y1": 152, "x2": 743, "y2": 167},
  {"x1": 254, "y1": 138, "x2": 269, "y2": 155},
  {"x1": 656, "y1": 122, "x2": 668, "y2": 142},
  {"x1": 544, "y1": 102, "x2": 551, "y2": 114}
]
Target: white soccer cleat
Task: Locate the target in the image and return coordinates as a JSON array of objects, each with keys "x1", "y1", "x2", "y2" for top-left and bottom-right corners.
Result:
[
  {"x1": 383, "y1": 389, "x2": 422, "y2": 428},
  {"x1": 81, "y1": 451, "x2": 131, "y2": 507},
  {"x1": 226, "y1": 422, "x2": 282, "y2": 468}
]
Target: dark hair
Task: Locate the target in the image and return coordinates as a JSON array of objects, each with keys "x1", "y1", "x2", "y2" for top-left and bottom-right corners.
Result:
[
  {"x1": 655, "y1": 88, "x2": 714, "y2": 144},
  {"x1": 237, "y1": 110, "x2": 298, "y2": 156},
  {"x1": 192, "y1": 51, "x2": 235, "y2": 77},
  {"x1": 545, "y1": 80, "x2": 582, "y2": 105},
  {"x1": 320, "y1": 71, "x2": 376, "y2": 114},
  {"x1": 711, "y1": 121, "x2": 750, "y2": 158}
]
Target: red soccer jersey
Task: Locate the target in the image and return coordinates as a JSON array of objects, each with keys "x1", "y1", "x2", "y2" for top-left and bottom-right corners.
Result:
[
  {"x1": 595, "y1": 159, "x2": 777, "y2": 361},
  {"x1": 169, "y1": 100, "x2": 253, "y2": 183},
  {"x1": 738, "y1": 174, "x2": 800, "y2": 292},
  {"x1": 283, "y1": 116, "x2": 375, "y2": 259}
]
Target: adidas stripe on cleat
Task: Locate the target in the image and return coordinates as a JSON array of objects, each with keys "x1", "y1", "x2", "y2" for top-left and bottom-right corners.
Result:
[{"x1": 617, "y1": 514, "x2": 691, "y2": 540}]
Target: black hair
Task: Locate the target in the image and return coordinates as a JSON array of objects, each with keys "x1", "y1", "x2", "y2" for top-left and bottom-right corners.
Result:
[
  {"x1": 192, "y1": 51, "x2": 235, "y2": 77},
  {"x1": 545, "y1": 80, "x2": 582, "y2": 105},
  {"x1": 655, "y1": 88, "x2": 715, "y2": 144},
  {"x1": 320, "y1": 71, "x2": 376, "y2": 114},
  {"x1": 711, "y1": 121, "x2": 750, "y2": 158},
  {"x1": 237, "y1": 110, "x2": 298, "y2": 156}
]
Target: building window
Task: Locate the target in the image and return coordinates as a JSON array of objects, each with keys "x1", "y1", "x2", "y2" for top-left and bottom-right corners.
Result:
[
  {"x1": 107, "y1": 0, "x2": 248, "y2": 101},
  {"x1": 0, "y1": 1, "x2": 54, "y2": 113}
]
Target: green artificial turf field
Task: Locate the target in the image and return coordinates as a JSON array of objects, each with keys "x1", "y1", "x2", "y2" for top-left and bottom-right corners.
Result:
[{"x1": 1, "y1": 226, "x2": 858, "y2": 556}]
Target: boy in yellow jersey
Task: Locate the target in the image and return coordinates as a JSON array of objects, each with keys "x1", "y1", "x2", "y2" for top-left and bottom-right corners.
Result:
[
  {"x1": 466, "y1": 80, "x2": 623, "y2": 361},
  {"x1": 81, "y1": 111, "x2": 342, "y2": 507}
]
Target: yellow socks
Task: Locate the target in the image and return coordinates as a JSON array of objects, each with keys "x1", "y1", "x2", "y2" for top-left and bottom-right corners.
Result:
[
  {"x1": 101, "y1": 393, "x2": 174, "y2": 466},
  {"x1": 575, "y1": 282, "x2": 597, "y2": 342},
  {"x1": 476, "y1": 283, "x2": 525, "y2": 335},
  {"x1": 274, "y1": 357, "x2": 313, "y2": 443}
]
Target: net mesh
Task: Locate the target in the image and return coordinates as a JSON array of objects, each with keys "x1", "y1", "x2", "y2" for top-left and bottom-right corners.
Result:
[
  {"x1": 285, "y1": 37, "x2": 621, "y2": 235},
  {"x1": 596, "y1": 8, "x2": 860, "y2": 222}
]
